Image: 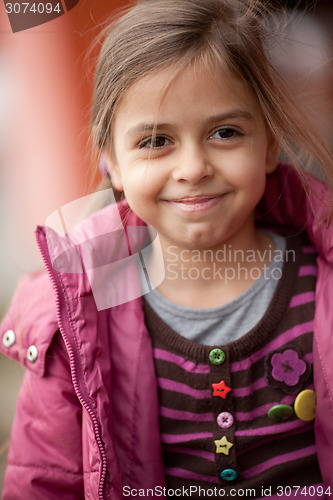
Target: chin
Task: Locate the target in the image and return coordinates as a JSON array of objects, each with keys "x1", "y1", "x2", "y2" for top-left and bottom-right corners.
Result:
[{"x1": 180, "y1": 234, "x2": 224, "y2": 251}]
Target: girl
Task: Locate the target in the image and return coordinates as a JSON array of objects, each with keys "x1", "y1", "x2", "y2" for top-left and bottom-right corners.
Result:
[{"x1": 1, "y1": 0, "x2": 333, "y2": 498}]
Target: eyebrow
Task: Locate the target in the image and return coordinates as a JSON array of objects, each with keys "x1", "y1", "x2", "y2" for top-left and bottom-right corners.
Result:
[
  {"x1": 125, "y1": 109, "x2": 255, "y2": 138},
  {"x1": 206, "y1": 110, "x2": 255, "y2": 125}
]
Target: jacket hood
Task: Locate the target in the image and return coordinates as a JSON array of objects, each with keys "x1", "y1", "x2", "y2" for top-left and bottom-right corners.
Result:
[{"x1": 256, "y1": 164, "x2": 333, "y2": 263}]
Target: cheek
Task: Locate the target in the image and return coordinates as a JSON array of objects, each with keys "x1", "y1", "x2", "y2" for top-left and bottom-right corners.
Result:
[
  {"x1": 121, "y1": 174, "x2": 154, "y2": 218},
  {"x1": 231, "y1": 159, "x2": 268, "y2": 206},
  {"x1": 247, "y1": 169, "x2": 267, "y2": 198},
  {"x1": 126, "y1": 164, "x2": 163, "y2": 196},
  {"x1": 231, "y1": 158, "x2": 266, "y2": 186}
]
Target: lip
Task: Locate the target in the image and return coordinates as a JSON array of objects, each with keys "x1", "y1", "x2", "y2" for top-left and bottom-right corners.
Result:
[
  {"x1": 170, "y1": 195, "x2": 220, "y2": 203},
  {"x1": 165, "y1": 194, "x2": 225, "y2": 213}
]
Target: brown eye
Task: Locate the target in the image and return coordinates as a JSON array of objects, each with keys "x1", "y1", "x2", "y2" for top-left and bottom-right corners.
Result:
[
  {"x1": 139, "y1": 135, "x2": 171, "y2": 149},
  {"x1": 152, "y1": 136, "x2": 168, "y2": 148},
  {"x1": 211, "y1": 128, "x2": 242, "y2": 140}
]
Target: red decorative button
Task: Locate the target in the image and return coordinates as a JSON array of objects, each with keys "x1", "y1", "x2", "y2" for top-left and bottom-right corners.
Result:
[
  {"x1": 212, "y1": 380, "x2": 231, "y2": 399},
  {"x1": 217, "y1": 411, "x2": 234, "y2": 428}
]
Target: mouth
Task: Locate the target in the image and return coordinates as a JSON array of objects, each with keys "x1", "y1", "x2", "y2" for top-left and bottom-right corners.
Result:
[
  {"x1": 165, "y1": 194, "x2": 225, "y2": 213},
  {"x1": 170, "y1": 195, "x2": 220, "y2": 203}
]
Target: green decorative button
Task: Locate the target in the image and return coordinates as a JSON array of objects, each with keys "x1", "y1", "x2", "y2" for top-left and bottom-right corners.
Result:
[
  {"x1": 209, "y1": 348, "x2": 226, "y2": 365},
  {"x1": 267, "y1": 404, "x2": 293, "y2": 422},
  {"x1": 221, "y1": 468, "x2": 238, "y2": 481}
]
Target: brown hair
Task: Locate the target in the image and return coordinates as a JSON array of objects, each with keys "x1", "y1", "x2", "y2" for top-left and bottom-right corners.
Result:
[{"x1": 90, "y1": 0, "x2": 333, "y2": 196}]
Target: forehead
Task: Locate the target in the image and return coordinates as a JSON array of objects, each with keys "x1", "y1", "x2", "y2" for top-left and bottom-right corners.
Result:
[{"x1": 114, "y1": 62, "x2": 260, "y2": 127}]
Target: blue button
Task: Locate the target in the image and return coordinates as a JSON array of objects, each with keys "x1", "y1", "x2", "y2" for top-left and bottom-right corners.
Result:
[{"x1": 221, "y1": 468, "x2": 237, "y2": 481}]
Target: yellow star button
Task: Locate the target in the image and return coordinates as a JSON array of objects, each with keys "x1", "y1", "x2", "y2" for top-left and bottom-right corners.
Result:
[{"x1": 214, "y1": 436, "x2": 233, "y2": 455}]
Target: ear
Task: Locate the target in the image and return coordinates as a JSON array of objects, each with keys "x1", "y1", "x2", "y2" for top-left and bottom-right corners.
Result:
[
  {"x1": 265, "y1": 132, "x2": 279, "y2": 174},
  {"x1": 103, "y1": 150, "x2": 124, "y2": 192}
]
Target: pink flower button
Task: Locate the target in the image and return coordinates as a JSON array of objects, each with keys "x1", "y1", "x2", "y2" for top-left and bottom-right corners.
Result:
[
  {"x1": 271, "y1": 349, "x2": 306, "y2": 386},
  {"x1": 217, "y1": 412, "x2": 234, "y2": 429},
  {"x1": 265, "y1": 347, "x2": 311, "y2": 394}
]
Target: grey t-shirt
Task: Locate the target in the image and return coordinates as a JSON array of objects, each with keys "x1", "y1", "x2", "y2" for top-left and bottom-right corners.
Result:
[{"x1": 144, "y1": 232, "x2": 286, "y2": 345}]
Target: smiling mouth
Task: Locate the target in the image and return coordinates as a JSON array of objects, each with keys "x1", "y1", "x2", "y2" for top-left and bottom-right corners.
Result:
[
  {"x1": 166, "y1": 194, "x2": 225, "y2": 213},
  {"x1": 169, "y1": 195, "x2": 221, "y2": 203}
]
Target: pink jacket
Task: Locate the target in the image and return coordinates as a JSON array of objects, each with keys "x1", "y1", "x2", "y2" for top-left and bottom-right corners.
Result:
[{"x1": 1, "y1": 164, "x2": 333, "y2": 499}]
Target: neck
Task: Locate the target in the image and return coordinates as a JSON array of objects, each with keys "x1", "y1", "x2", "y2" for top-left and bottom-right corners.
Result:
[{"x1": 148, "y1": 226, "x2": 275, "y2": 308}]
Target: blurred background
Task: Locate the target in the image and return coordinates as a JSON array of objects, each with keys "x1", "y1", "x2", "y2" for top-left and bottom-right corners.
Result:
[
  {"x1": 0, "y1": 0, "x2": 128, "y2": 490},
  {"x1": 0, "y1": 0, "x2": 332, "y2": 493}
]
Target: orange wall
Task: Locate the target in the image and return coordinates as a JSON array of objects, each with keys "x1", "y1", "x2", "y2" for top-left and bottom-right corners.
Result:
[{"x1": 0, "y1": 1, "x2": 126, "y2": 301}]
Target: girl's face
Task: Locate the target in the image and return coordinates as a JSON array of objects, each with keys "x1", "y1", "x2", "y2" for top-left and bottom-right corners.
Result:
[{"x1": 107, "y1": 63, "x2": 278, "y2": 252}]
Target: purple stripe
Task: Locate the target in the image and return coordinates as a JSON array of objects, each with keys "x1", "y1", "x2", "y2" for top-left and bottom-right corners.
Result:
[
  {"x1": 160, "y1": 406, "x2": 213, "y2": 422},
  {"x1": 165, "y1": 445, "x2": 215, "y2": 462},
  {"x1": 233, "y1": 376, "x2": 314, "y2": 399},
  {"x1": 157, "y1": 378, "x2": 211, "y2": 399},
  {"x1": 161, "y1": 432, "x2": 213, "y2": 444},
  {"x1": 235, "y1": 419, "x2": 305, "y2": 437},
  {"x1": 298, "y1": 265, "x2": 318, "y2": 277},
  {"x1": 231, "y1": 321, "x2": 313, "y2": 372},
  {"x1": 302, "y1": 246, "x2": 317, "y2": 254},
  {"x1": 289, "y1": 291, "x2": 315, "y2": 308},
  {"x1": 165, "y1": 467, "x2": 219, "y2": 483},
  {"x1": 153, "y1": 348, "x2": 210, "y2": 374},
  {"x1": 236, "y1": 423, "x2": 313, "y2": 457},
  {"x1": 243, "y1": 445, "x2": 317, "y2": 478},
  {"x1": 235, "y1": 395, "x2": 294, "y2": 422},
  {"x1": 233, "y1": 377, "x2": 267, "y2": 397},
  {"x1": 236, "y1": 403, "x2": 274, "y2": 421}
]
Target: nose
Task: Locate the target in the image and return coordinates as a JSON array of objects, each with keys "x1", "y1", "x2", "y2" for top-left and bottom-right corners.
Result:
[{"x1": 172, "y1": 142, "x2": 214, "y2": 185}]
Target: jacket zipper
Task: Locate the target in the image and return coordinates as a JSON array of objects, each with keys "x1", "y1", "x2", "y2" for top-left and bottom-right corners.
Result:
[{"x1": 35, "y1": 226, "x2": 108, "y2": 499}]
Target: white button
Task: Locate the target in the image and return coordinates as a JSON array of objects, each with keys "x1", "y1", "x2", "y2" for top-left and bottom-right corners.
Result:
[
  {"x1": 27, "y1": 345, "x2": 38, "y2": 363},
  {"x1": 3, "y1": 330, "x2": 15, "y2": 348}
]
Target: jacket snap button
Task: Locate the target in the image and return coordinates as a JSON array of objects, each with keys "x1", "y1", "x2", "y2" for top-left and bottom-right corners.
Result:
[
  {"x1": 221, "y1": 468, "x2": 238, "y2": 481},
  {"x1": 27, "y1": 345, "x2": 38, "y2": 363},
  {"x1": 217, "y1": 411, "x2": 234, "y2": 428},
  {"x1": 3, "y1": 330, "x2": 15, "y2": 348},
  {"x1": 209, "y1": 348, "x2": 226, "y2": 365}
]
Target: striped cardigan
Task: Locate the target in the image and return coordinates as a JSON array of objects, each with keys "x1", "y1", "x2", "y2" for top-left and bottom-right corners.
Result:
[{"x1": 144, "y1": 234, "x2": 322, "y2": 493}]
